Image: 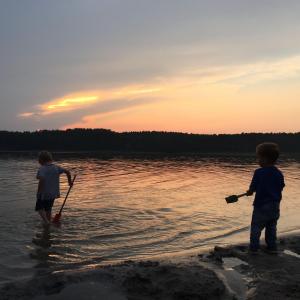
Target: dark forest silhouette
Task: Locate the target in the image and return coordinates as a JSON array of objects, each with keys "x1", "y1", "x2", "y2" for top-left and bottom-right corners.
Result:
[{"x1": 0, "y1": 129, "x2": 300, "y2": 153}]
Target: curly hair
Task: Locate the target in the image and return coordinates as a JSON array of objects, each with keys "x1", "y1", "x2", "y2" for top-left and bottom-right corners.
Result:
[{"x1": 256, "y1": 143, "x2": 280, "y2": 164}]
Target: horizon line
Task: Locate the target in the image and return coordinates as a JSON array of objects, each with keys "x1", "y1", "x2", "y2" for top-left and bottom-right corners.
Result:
[{"x1": 1, "y1": 128, "x2": 300, "y2": 135}]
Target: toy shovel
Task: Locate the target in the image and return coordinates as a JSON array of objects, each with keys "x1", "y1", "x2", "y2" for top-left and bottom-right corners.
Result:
[{"x1": 225, "y1": 192, "x2": 247, "y2": 204}]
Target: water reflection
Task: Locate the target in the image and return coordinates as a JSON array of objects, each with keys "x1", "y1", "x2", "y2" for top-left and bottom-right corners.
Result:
[{"x1": 31, "y1": 226, "x2": 54, "y2": 272}]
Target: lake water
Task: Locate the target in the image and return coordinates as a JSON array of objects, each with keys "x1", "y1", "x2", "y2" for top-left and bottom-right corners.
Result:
[{"x1": 0, "y1": 154, "x2": 299, "y2": 287}]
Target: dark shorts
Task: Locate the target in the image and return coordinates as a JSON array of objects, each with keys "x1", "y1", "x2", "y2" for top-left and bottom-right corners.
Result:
[{"x1": 35, "y1": 197, "x2": 55, "y2": 212}]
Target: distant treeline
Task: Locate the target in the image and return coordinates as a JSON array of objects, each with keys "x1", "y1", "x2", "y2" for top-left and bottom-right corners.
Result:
[{"x1": 0, "y1": 129, "x2": 300, "y2": 153}]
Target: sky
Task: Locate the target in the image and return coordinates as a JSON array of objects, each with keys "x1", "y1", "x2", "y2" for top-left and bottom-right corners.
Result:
[{"x1": 1, "y1": 0, "x2": 300, "y2": 133}]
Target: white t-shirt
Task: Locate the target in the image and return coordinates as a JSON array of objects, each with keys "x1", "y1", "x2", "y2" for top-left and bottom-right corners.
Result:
[{"x1": 37, "y1": 163, "x2": 66, "y2": 200}]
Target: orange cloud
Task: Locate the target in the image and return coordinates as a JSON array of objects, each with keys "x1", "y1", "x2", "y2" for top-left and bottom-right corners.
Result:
[
  {"x1": 40, "y1": 95, "x2": 99, "y2": 114},
  {"x1": 18, "y1": 85, "x2": 162, "y2": 118}
]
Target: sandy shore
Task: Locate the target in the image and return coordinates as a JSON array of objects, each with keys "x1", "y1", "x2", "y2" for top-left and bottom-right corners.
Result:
[{"x1": 2, "y1": 234, "x2": 300, "y2": 300}]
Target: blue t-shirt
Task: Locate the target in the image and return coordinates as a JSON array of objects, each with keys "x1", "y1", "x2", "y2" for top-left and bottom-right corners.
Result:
[{"x1": 249, "y1": 166, "x2": 285, "y2": 208}]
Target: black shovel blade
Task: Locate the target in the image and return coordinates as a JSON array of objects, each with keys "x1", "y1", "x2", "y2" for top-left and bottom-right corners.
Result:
[{"x1": 225, "y1": 195, "x2": 239, "y2": 203}]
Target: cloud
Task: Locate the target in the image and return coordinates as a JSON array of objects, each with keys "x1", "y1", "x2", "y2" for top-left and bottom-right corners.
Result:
[
  {"x1": 18, "y1": 112, "x2": 35, "y2": 118},
  {"x1": 39, "y1": 95, "x2": 99, "y2": 115},
  {"x1": 18, "y1": 85, "x2": 162, "y2": 118},
  {"x1": 182, "y1": 54, "x2": 300, "y2": 86},
  {"x1": 62, "y1": 96, "x2": 161, "y2": 129}
]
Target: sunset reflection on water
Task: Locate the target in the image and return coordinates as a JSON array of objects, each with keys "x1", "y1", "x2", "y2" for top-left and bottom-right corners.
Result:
[{"x1": 0, "y1": 155, "x2": 299, "y2": 285}]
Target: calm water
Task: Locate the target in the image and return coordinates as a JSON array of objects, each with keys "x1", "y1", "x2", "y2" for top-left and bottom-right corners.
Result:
[{"x1": 0, "y1": 155, "x2": 299, "y2": 286}]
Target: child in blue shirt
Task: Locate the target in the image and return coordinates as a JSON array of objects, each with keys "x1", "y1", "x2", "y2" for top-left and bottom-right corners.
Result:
[
  {"x1": 246, "y1": 143, "x2": 285, "y2": 253},
  {"x1": 36, "y1": 151, "x2": 72, "y2": 225}
]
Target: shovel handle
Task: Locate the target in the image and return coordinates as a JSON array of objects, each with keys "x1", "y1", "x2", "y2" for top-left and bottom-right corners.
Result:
[
  {"x1": 58, "y1": 174, "x2": 77, "y2": 215},
  {"x1": 236, "y1": 192, "x2": 248, "y2": 198}
]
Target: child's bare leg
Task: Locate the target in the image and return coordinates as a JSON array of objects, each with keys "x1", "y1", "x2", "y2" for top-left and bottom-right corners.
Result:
[{"x1": 38, "y1": 210, "x2": 50, "y2": 225}]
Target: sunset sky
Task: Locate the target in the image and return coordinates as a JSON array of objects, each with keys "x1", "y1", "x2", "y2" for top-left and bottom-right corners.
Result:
[{"x1": 1, "y1": 0, "x2": 300, "y2": 133}]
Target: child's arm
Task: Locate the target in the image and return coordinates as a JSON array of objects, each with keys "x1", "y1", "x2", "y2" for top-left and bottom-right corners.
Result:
[
  {"x1": 246, "y1": 189, "x2": 254, "y2": 196},
  {"x1": 63, "y1": 169, "x2": 73, "y2": 187},
  {"x1": 57, "y1": 165, "x2": 73, "y2": 186},
  {"x1": 36, "y1": 169, "x2": 44, "y2": 195},
  {"x1": 37, "y1": 178, "x2": 44, "y2": 194},
  {"x1": 246, "y1": 170, "x2": 258, "y2": 196}
]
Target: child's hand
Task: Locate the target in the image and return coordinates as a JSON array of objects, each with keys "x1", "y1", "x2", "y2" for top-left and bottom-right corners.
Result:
[
  {"x1": 64, "y1": 170, "x2": 73, "y2": 187},
  {"x1": 246, "y1": 189, "x2": 254, "y2": 196}
]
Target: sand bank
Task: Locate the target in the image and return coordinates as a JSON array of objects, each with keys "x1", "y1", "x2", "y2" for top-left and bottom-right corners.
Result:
[{"x1": 2, "y1": 234, "x2": 300, "y2": 300}]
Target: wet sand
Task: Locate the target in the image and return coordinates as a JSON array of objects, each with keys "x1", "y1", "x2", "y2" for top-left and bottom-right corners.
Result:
[
  {"x1": 2, "y1": 234, "x2": 300, "y2": 300},
  {"x1": 200, "y1": 233, "x2": 300, "y2": 299}
]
